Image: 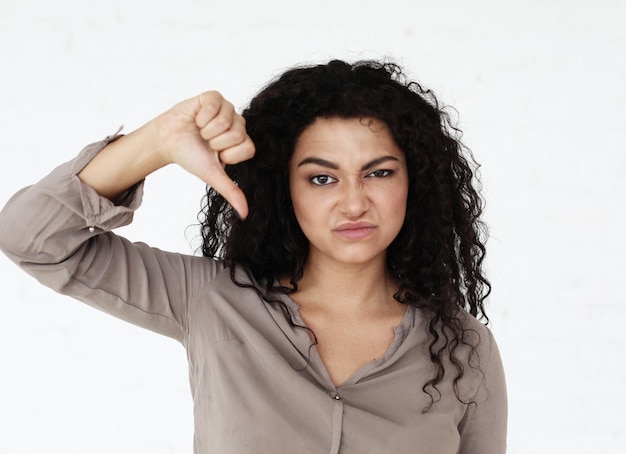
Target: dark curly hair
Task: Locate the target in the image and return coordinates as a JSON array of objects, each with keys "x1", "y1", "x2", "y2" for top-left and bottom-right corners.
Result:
[{"x1": 199, "y1": 59, "x2": 491, "y2": 410}]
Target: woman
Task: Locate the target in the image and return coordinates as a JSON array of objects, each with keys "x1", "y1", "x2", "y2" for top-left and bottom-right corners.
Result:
[{"x1": 0, "y1": 60, "x2": 507, "y2": 453}]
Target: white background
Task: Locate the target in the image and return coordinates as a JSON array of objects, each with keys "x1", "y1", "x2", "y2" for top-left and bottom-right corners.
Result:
[{"x1": 0, "y1": 0, "x2": 624, "y2": 452}]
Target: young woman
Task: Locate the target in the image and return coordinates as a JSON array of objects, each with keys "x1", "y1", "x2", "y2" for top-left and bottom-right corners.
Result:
[{"x1": 0, "y1": 60, "x2": 507, "y2": 453}]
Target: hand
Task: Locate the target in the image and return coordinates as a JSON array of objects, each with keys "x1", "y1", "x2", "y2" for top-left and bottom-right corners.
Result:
[{"x1": 154, "y1": 91, "x2": 255, "y2": 218}]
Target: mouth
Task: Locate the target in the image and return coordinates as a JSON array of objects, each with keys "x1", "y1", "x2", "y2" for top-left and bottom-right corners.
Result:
[{"x1": 333, "y1": 222, "x2": 377, "y2": 240}]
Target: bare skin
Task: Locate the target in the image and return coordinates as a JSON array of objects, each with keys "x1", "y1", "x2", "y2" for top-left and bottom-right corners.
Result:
[{"x1": 291, "y1": 267, "x2": 407, "y2": 386}]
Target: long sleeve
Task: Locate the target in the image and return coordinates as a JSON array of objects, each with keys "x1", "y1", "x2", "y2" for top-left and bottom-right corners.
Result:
[
  {"x1": 0, "y1": 137, "x2": 218, "y2": 343},
  {"x1": 457, "y1": 327, "x2": 508, "y2": 453}
]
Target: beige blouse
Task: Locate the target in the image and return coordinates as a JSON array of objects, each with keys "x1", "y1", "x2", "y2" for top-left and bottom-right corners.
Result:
[{"x1": 0, "y1": 137, "x2": 507, "y2": 453}]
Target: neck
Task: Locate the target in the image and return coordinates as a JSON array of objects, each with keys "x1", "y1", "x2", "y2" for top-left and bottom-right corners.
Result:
[{"x1": 291, "y1": 256, "x2": 399, "y2": 316}]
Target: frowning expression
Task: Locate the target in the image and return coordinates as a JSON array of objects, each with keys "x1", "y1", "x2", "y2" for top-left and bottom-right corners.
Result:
[{"x1": 289, "y1": 117, "x2": 409, "y2": 269}]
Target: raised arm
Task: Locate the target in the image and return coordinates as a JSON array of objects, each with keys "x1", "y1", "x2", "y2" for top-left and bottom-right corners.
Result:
[
  {"x1": 78, "y1": 91, "x2": 255, "y2": 217},
  {"x1": 0, "y1": 91, "x2": 255, "y2": 341}
]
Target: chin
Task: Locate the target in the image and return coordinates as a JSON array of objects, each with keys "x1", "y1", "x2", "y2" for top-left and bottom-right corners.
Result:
[{"x1": 328, "y1": 250, "x2": 387, "y2": 267}]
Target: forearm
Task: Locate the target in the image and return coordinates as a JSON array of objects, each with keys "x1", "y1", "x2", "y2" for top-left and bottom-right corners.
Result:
[
  {"x1": 77, "y1": 120, "x2": 168, "y2": 201},
  {"x1": 0, "y1": 139, "x2": 140, "y2": 265}
]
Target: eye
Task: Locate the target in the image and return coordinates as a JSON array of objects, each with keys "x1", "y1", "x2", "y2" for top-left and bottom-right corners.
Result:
[
  {"x1": 310, "y1": 174, "x2": 337, "y2": 186},
  {"x1": 367, "y1": 169, "x2": 393, "y2": 178}
]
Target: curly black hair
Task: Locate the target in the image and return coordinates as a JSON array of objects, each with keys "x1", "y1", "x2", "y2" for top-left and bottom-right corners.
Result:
[{"x1": 199, "y1": 59, "x2": 491, "y2": 410}]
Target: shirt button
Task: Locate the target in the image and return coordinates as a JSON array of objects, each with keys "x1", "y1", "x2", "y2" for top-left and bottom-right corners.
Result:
[{"x1": 330, "y1": 391, "x2": 343, "y2": 400}]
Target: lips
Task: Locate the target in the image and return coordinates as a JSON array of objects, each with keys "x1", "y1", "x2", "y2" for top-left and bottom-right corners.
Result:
[{"x1": 333, "y1": 222, "x2": 377, "y2": 240}]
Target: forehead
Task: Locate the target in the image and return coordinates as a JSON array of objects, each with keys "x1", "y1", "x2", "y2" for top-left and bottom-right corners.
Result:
[{"x1": 293, "y1": 117, "x2": 404, "y2": 162}]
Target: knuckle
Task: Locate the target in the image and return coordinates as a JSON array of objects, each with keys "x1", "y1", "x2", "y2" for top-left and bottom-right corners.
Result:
[
  {"x1": 230, "y1": 130, "x2": 246, "y2": 144},
  {"x1": 200, "y1": 128, "x2": 212, "y2": 141},
  {"x1": 245, "y1": 139, "x2": 256, "y2": 156},
  {"x1": 205, "y1": 90, "x2": 223, "y2": 102},
  {"x1": 207, "y1": 137, "x2": 222, "y2": 151},
  {"x1": 199, "y1": 92, "x2": 222, "y2": 112},
  {"x1": 214, "y1": 114, "x2": 232, "y2": 130},
  {"x1": 219, "y1": 153, "x2": 236, "y2": 165}
]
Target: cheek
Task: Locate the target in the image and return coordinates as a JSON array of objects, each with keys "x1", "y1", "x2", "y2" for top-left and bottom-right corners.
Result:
[
  {"x1": 290, "y1": 201, "x2": 321, "y2": 246},
  {"x1": 377, "y1": 184, "x2": 408, "y2": 212},
  {"x1": 399, "y1": 188, "x2": 409, "y2": 213},
  {"x1": 292, "y1": 196, "x2": 326, "y2": 231},
  {"x1": 289, "y1": 183, "x2": 318, "y2": 229},
  {"x1": 291, "y1": 201, "x2": 308, "y2": 227},
  {"x1": 382, "y1": 186, "x2": 409, "y2": 230},
  {"x1": 289, "y1": 181, "x2": 305, "y2": 210}
]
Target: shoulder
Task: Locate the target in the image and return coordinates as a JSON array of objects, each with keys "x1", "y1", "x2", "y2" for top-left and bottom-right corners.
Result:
[
  {"x1": 454, "y1": 309, "x2": 506, "y2": 402},
  {"x1": 456, "y1": 311, "x2": 508, "y2": 449},
  {"x1": 456, "y1": 309, "x2": 499, "y2": 358}
]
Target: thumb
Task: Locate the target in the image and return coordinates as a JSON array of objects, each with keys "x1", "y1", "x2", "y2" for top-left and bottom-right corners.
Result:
[
  {"x1": 171, "y1": 134, "x2": 250, "y2": 219},
  {"x1": 203, "y1": 165, "x2": 249, "y2": 219}
]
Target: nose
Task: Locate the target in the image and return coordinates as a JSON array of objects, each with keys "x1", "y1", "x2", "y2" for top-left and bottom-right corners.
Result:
[{"x1": 339, "y1": 181, "x2": 369, "y2": 218}]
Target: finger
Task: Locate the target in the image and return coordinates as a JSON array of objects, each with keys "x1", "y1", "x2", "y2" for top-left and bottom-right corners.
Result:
[
  {"x1": 217, "y1": 137, "x2": 256, "y2": 165},
  {"x1": 198, "y1": 100, "x2": 236, "y2": 142},
  {"x1": 208, "y1": 129, "x2": 245, "y2": 153},
  {"x1": 194, "y1": 91, "x2": 223, "y2": 127},
  {"x1": 207, "y1": 115, "x2": 249, "y2": 151}
]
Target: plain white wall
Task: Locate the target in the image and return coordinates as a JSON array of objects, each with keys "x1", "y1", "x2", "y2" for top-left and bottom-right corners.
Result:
[{"x1": 1, "y1": 0, "x2": 624, "y2": 452}]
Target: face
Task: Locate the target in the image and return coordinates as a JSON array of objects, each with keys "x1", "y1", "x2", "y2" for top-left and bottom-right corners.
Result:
[{"x1": 289, "y1": 117, "x2": 409, "y2": 269}]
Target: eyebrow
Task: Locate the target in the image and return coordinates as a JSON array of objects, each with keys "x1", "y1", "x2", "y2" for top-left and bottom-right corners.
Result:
[{"x1": 296, "y1": 155, "x2": 399, "y2": 171}]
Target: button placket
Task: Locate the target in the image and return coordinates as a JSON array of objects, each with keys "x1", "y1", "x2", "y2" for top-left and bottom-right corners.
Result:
[{"x1": 328, "y1": 389, "x2": 344, "y2": 454}]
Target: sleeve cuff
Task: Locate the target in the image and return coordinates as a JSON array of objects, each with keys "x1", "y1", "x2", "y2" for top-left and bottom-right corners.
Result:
[{"x1": 70, "y1": 133, "x2": 145, "y2": 232}]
